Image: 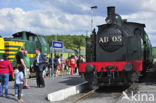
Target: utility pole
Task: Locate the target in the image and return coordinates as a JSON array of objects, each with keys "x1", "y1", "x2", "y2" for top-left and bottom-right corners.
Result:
[
  {"x1": 55, "y1": 33, "x2": 58, "y2": 41},
  {"x1": 90, "y1": 6, "x2": 98, "y2": 31},
  {"x1": 54, "y1": 34, "x2": 58, "y2": 57},
  {"x1": 86, "y1": 31, "x2": 88, "y2": 37}
]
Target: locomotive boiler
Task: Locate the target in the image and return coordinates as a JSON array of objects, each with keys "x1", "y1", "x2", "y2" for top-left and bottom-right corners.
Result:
[{"x1": 79, "y1": 6, "x2": 153, "y2": 87}]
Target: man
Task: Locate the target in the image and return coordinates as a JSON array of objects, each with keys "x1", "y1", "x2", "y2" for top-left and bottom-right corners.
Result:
[
  {"x1": 54, "y1": 55, "x2": 59, "y2": 77},
  {"x1": 33, "y1": 49, "x2": 47, "y2": 88},
  {"x1": 48, "y1": 55, "x2": 53, "y2": 77},
  {"x1": 16, "y1": 47, "x2": 27, "y2": 73},
  {"x1": 23, "y1": 51, "x2": 30, "y2": 88},
  {"x1": 75, "y1": 55, "x2": 79, "y2": 74}
]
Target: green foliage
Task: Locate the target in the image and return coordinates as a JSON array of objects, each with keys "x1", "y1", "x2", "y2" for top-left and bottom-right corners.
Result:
[
  {"x1": 152, "y1": 47, "x2": 156, "y2": 58},
  {"x1": 45, "y1": 35, "x2": 86, "y2": 50}
]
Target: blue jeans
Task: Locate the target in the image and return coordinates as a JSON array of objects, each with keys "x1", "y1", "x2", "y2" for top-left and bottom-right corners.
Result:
[
  {"x1": 14, "y1": 82, "x2": 18, "y2": 95},
  {"x1": 0, "y1": 74, "x2": 9, "y2": 97},
  {"x1": 49, "y1": 67, "x2": 54, "y2": 77}
]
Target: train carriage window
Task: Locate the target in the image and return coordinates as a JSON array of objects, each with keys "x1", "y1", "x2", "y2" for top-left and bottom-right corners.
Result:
[
  {"x1": 134, "y1": 28, "x2": 141, "y2": 35},
  {"x1": 28, "y1": 36, "x2": 32, "y2": 41},
  {"x1": 41, "y1": 37, "x2": 47, "y2": 44},
  {"x1": 28, "y1": 35, "x2": 37, "y2": 41},
  {"x1": 14, "y1": 36, "x2": 22, "y2": 39},
  {"x1": 32, "y1": 36, "x2": 35, "y2": 41}
]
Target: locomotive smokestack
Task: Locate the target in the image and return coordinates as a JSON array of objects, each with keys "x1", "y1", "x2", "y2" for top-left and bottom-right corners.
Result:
[
  {"x1": 107, "y1": 6, "x2": 115, "y2": 17},
  {"x1": 106, "y1": 6, "x2": 115, "y2": 24}
]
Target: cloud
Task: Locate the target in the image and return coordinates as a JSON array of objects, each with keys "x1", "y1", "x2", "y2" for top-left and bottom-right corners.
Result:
[
  {"x1": 35, "y1": 0, "x2": 149, "y2": 16},
  {"x1": 142, "y1": 0, "x2": 156, "y2": 12},
  {"x1": 0, "y1": 7, "x2": 104, "y2": 37}
]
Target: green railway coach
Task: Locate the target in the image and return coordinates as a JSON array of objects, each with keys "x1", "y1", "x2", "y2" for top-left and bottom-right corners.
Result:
[{"x1": 0, "y1": 31, "x2": 50, "y2": 67}]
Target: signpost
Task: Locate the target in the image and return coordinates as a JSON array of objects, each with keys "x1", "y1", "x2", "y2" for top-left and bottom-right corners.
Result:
[
  {"x1": 52, "y1": 41, "x2": 63, "y2": 56},
  {"x1": 52, "y1": 41, "x2": 64, "y2": 76},
  {"x1": 52, "y1": 41, "x2": 63, "y2": 48},
  {"x1": 52, "y1": 41, "x2": 63, "y2": 76}
]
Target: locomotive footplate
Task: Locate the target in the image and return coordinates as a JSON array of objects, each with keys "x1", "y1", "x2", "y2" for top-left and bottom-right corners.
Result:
[
  {"x1": 96, "y1": 70, "x2": 141, "y2": 86},
  {"x1": 96, "y1": 66, "x2": 120, "y2": 85},
  {"x1": 96, "y1": 66, "x2": 139, "y2": 86}
]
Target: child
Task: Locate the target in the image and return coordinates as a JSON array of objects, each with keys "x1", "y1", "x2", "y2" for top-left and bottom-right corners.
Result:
[
  {"x1": 15, "y1": 65, "x2": 24, "y2": 103},
  {"x1": 43, "y1": 67, "x2": 48, "y2": 78},
  {"x1": 14, "y1": 67, "x2": 19, "y2": 96}
]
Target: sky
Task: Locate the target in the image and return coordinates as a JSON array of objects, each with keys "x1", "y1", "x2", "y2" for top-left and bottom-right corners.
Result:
[{"x1": 0, "y1": 0, "x2": 156, "y2": 46}]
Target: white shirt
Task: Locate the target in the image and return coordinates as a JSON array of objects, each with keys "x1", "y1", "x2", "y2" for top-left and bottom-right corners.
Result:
[
  {"x1": 37, "y1": 53, "x2": 40, "y2": 63},
  {"x1": 15, "y1": 72, "x2": 24, "y2": 84}
]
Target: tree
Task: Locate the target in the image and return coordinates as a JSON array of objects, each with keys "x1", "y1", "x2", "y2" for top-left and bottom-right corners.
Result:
[
  {"x1": 45, "y1": 34, "x2": 86, "y2": 51},
  {"x1": 73, "y1": 35, "x2": 85, "y2": 56}
]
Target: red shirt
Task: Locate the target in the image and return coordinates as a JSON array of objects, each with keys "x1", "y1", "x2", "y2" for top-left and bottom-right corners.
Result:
[
  {"x1": 68, "y1": 58, "x2": 77, "y2": 67},
  {"x1": 0, "y1": 60, "x2": 13, "y2": 75}
]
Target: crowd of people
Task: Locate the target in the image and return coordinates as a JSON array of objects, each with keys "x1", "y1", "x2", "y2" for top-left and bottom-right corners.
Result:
[
  {"x1": 53, "y1": 54, "x2": 86, "y2": 77},
  {"x1": 0, "y1": 47, "x2": 86, "y2": 103}
]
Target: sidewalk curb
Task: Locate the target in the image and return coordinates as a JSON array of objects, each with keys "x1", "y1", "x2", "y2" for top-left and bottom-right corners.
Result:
[{"x1": 47, "y1": 81, "x2": 88, "y2": 102}]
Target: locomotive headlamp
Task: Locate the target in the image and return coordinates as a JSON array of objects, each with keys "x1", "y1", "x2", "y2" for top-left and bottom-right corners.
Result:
[
  {"x1": 85, "y1": 64, "x2": 95, "y2": 72},
  {"x1": 123, "y1": 63, "x2": 133, "y2": 71},
  {"x1": 106, "y1": 19, "x2": 112, "y2": 24}
]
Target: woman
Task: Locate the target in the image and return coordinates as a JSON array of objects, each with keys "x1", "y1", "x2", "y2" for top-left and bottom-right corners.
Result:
[
  {"x1": 0, "y1": 53, "x2": 13, "y2": 97},
  {"x1": 68, "y1": 55, "x2": 77, "y2": 76},
  {"x1": 58, "y1": 56, "x2": 62, "y2": 73}
]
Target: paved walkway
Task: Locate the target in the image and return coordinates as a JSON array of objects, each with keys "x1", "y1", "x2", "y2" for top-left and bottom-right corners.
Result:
[{"x1": 0, "y1": 75, "x2": 85, "y2": 103}]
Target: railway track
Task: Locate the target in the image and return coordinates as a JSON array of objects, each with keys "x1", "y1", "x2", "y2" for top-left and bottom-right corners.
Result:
[
  {"x1": 73, "y1": 83, "x2": 142, "y2": 103},
  {"x1": 73, "y1": 88, "x2": 97, "y2": 103}
]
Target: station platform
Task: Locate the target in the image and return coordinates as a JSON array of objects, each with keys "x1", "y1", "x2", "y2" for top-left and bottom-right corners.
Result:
[{"x1": 0, "y1": 75, "x2": 85, "y2": 103}]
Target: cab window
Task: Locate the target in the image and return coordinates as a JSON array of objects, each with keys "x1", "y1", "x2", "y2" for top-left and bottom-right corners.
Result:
[{"x1": 40, "y1": 37, "x2": 47, "y2": 44}]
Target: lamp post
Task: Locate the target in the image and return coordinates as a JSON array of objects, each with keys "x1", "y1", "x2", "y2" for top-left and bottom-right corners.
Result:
[{"x1": 90, "y1": 6, "x2": 98, "y2": 31}]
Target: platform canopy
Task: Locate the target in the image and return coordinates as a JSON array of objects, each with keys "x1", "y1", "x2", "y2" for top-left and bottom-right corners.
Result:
[{"x1": 50, "y1": 48, "x2": 74, "y2": 53}]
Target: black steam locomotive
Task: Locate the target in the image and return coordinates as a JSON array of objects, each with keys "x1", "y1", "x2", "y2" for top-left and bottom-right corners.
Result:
[{"x1": 79, "y1": 6, "x2": 153, "y2": 87}]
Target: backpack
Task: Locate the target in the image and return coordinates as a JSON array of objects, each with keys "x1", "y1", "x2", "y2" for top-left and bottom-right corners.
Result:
[
  {"x1": 40, "y1": 54, "x2": 47, "y2": 70},
  {"x1": 54, "y1": 58, "x2": 58, "y2": 68}
]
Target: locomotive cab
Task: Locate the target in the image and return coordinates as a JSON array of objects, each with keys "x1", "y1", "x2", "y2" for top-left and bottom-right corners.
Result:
[
  {"x1": 6, "y1": 31, "x2": 50, "y2": 66},
  {"x1": 13, "y1": 31, "x2": 50, "y2": 55}
]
